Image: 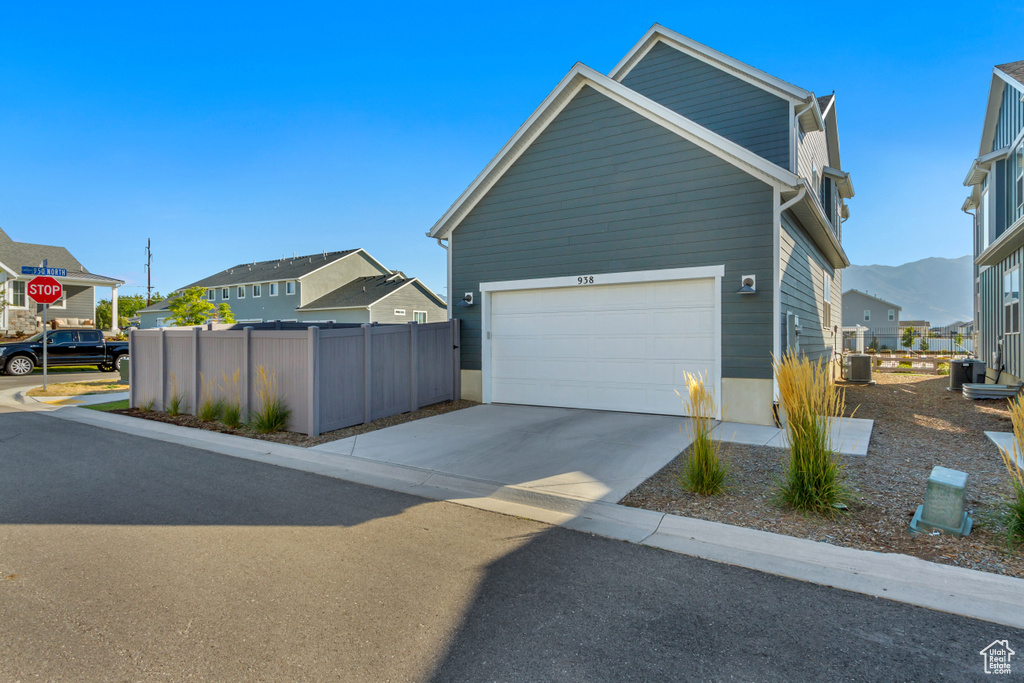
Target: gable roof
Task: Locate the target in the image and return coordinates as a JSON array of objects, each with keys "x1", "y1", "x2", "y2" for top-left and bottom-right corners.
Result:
[
  {"x1": 973, "y1": 62, "x2": 1024, "y2": 158},
  {"x1": 0, "y1": 226, "x2": 122, "y2": 285},
  {"x1": 843, "y1": 289, "x2": 901, "y2": 310},
  {"x1": 297, "y1": 275, "x2": 445, "y2": 311},
  {"x1": 997, "y1": 60, "x2": 1024, "y2": 89},
  {"x1": 178, "y1": 249, "x2": 369, "y2": 289},
  {"x1": 427, "y1": 35, "x2": 848, "y2": 269}
]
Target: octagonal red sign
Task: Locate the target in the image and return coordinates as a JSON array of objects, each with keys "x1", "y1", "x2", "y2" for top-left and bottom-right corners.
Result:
[{"x1": 27, "y1": 276, "x2": 63, "y2": 304}]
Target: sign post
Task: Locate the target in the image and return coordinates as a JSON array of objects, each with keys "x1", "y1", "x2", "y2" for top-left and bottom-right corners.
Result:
[{"x1": 26, "y1": 266, "x2": 64, "y2": 391}]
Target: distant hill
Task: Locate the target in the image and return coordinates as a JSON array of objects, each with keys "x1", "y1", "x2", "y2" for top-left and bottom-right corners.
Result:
[{"x1": 842, "y1": 255, "x2": 973, "y2": 327}]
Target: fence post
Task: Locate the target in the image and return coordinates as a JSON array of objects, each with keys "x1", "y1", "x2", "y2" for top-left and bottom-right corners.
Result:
[
  {"x1": 191, "y1": 327, "x2": 201, "y2": 414},
  {"x1": 307, "y1": 326, "x2": 320, "y2": 436},
  {"x1": 363, "y1": 323, "x2": 372, "y2": 424},
  {"x1": 452, "y1": 318, "x2": 461, "y2": 401},
  {"x1": 128, "y1": 328, "x2": 136, "y2": 408},
  {"x1": 241, "y1": 326, "x2": 252, "y2": 422},
  {"x1": 275, "y1": 319, "x2": 282, "y2": 331},
  {"x1": 409, "y1": 321, "x2": 419, "y2": 413},
  {"x1": 157, "y1": 328, "x2": 166, "y2": 411}
]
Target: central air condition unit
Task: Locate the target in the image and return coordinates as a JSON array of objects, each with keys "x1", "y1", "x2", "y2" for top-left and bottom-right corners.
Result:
[{"x1": 845, "y1": 354, "x2": 873, "y2": 383}]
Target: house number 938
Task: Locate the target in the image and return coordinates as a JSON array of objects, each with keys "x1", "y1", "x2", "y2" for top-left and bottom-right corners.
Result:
[{"x1": 577, "y1": 276, "x2": 595, "y2": 285}]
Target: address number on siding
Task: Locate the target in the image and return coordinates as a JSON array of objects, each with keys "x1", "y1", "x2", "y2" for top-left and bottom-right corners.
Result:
[{"x1": 577, "y1": 276, "x2": 595, "y2": 285}]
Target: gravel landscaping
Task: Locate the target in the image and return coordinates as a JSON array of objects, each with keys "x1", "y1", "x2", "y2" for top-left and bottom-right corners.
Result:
[
  {"x1": 621, "y1": 372, "x2": 1024, "y2": 578},
  {"x1": 107, "y1": 399, "x2": 478, "y2": 447}
]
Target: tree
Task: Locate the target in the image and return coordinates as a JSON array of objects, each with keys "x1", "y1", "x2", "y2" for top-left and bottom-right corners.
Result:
[
  {"x1": 901, "y1": 326, "x2": 917, "y2": 352},
  {"x1": 95, "y1": 292, "x2": 163, "y2": 329},
  {"x1": 955, "y1": 332, "x2": 965, "y2": 349},
  {"x1": 216, "y1": 303, "x2": 236, "y2": 324},
  {"x1": 919, "y1": 335, "x2": 929, "y2": 353},
  {"x1": 167, "y1": 287, "x2": 214, "y2": 326}
]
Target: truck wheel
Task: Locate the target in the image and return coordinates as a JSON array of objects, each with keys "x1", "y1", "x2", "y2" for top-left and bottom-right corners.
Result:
[
  {"x1": 5, "y1": 356, "x2": 35, "y2": 376},
  {"x1": 114, "y1": 355, "x2": 127, "y2": 372}
]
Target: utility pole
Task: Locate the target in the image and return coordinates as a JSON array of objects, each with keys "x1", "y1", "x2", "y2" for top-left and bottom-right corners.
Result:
[{"x1": 145, "y1": 239, "x2": 153, "y2": 305}]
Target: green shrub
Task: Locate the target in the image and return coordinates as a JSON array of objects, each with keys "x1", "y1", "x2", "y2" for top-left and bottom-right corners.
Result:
[
  {"x1": 196, "y1": 372, "x2": 224, "y2": 422},
  {"x1": 937, "y1": 363, "x2": 950, "y2": 376},
  {"x1": 773, "y1": 351, "x2": 848, "y2": 515},
  {"x1": 898, "y1": 361, "x2": 912, "y2": 368},
  {"x1": 166, "y1": 372, "x2": 186, "y2": 416},
  {"x1": 221, "y1": 402, "x2": 243, "y2": 428},
  {"x1": 250, "y1": 365, "x2": 290, "y2": 433},
  {"x1": 675, "y1": 373, "x2": 727, "y2": 495},
  {"x1": 219, "y1": 369, "x2": 242, "y2": 428},
  {"x1": 139, "y1": 399, "x2": 155, "y2": 413}
]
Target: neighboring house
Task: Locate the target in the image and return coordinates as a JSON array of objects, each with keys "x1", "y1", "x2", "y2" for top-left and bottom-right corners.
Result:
[
  {"x1": 965, "y1": 59, "x2": 1024, "y2": 376},
  {"x1": 898, "y1": 320, "x2": 931, "y2": 337},
  {"x1": 842, "y1": 289, "x2": 901, "y2": 334},
  {"x1": 934, "y1": 320, "x2": 972, "y2": 336},
  {"x1": 139, "y1": 249, "x2": 445, "y2": 328},
  {"x1": 427, "y1": 24, "x2": 853, "y2": 426},
  {"x1": 0, "y1": 227, "x2": 124, "y2": 336}
]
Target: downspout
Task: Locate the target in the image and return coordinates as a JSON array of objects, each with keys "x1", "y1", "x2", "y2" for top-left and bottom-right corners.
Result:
[
  {"x1": 779, "y1": 186, "x2": 806, "y2": 215},
  {"x1": 435, "y1": 238, "x2": 447, "y2": 250}
]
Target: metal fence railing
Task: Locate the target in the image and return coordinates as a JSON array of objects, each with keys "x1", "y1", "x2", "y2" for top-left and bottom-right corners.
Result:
[
  {"x1": 842, "y1": 326, "x2": 973, "y2": 355},
  {"x1": 128, "y1": 320, "x2": 460, "y2": 436}
]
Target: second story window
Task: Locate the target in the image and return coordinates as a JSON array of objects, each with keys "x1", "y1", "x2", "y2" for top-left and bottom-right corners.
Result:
[
  {"x1": 269, "y1": 282, "x2": 278, "y2": 296},
  {"x1": 253, "y1": 284, "x2": 262, "y2": 298},
  {"x1": 1005, "y1": 266, "x2": 1020, "y2": 334},
  {"x1": 286, "y1": 281, "x2": 296, "y2": 295},
  {"x1": 237, "y1": 286, "x2": 245, "y2": 299},
  {"x1": 207, "y1": 289, "x2": 215, "y2": 301},
  {"x1": 222, "y1": 288, "x2": 229, "y2": 299},
  {"x1": 888, "y1": 309, "x2": 895, "y2": 321},
  {"x1": 863, "y1": 310, "x2": 870, "y2": 322},
  {"x1": 1016, "y1": 145, "x2": 1023, "y2": 219}
]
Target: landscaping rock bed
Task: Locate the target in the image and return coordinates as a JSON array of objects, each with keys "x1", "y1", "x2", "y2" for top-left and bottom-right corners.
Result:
[
  {"x1": 621, "y1": 373, "x2": 1024, "y2": 578},
  {"x1": 109, "y1": 399, "x2": 478, "y2": 448}
]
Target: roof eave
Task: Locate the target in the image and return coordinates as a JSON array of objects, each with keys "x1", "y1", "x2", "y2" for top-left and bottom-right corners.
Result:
[
  {"x1": 977, "y1": 215, "x2": 1024, "y2": 267},
  {"x1": 783, "y1": 182, "x2": 850, "y2": 269},
  {"x1": 823, "y1": 166, "x2": 854, "y2": 198}
]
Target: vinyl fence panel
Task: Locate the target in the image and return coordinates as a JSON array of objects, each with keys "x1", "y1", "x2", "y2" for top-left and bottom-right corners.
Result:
[{"x1": 129, "y1": 319, "x2": 460, "y2": 436}]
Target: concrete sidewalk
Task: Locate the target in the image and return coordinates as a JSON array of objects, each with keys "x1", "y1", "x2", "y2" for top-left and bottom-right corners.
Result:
[
  {"x1": 35, "y1": 402, "x2": 1024, "y2": 630},
  {"x1": 28, "y1": 390, "x2": 129, "y2": 406}
]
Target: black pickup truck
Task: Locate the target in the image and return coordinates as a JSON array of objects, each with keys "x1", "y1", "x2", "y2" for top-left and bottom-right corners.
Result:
[{"x1": 0, "y1": 329, "x2": 130, "y2": 376}]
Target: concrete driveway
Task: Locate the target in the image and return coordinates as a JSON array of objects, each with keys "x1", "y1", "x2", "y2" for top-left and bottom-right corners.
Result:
[{"x1": 311, "y1": 405, "x2": 694, "y2": 504}]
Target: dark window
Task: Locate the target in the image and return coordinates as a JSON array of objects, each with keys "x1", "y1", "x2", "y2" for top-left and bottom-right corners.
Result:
[
  {"x1": 49, "y1": 331, "x2": 76, "y2": 344},
  {"x1": 80, "y1": 331, "x2": 103, "y2": 343}
]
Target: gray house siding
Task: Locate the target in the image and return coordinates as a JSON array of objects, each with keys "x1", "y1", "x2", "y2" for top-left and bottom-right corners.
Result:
[
  {"x1": 995, "y1": 80, "x2": 1024, "y2": 151},
  {"x1": 451, "y1": 84, "x2": 775, "y2": 379},
  {"x1": 841, "y1": 290, "x2": 899, "y2": 336},
  {"x1": 301, "y1": 251, "x2": 389, "y2": 305},
  {"x1": 979, "y1": 251, "x2": 1024, "y2": 376},
  {"x1": 297, "y1": 309, "x2": 368, "y2": 324},
  {"x1": 36, "y1": 284, "x2": 94, "y2": 320},
  {"x1": 621, "y1": 41, "x2": 791, "y2": 168},
  {"x1": 210, "y1": 283, "x2": 301, "y2": 322},
  {"x1": 368, "y1": 282, "x2": 446, "y2": 324},
  {"x1": 780, "y1": 212, "x2": 837, "y2": 364},
  {"x1": 797, "y1": 127, "x2": 829, "y2": 188}
]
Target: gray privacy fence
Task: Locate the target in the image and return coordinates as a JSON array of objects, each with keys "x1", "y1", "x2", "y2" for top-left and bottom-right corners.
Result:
[{"x1": 128, "y1": 320, "x2": 460, "y2": 436}]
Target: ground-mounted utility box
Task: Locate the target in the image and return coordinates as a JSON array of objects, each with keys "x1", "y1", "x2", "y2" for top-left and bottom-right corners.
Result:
[{"x1": 910, "y1": 466, "x2": 972, "y2": 537}]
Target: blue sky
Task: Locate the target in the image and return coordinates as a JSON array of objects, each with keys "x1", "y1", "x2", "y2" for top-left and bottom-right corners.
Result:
[{"x1": 1, "y1": 2, "x2": 1022, "y2": 301}]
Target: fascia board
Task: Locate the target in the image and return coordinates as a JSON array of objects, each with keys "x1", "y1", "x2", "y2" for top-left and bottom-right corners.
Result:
[
  {"x1": 609, "y1": 24, "x2": 810, "y2": 104},
  {"x1": 428, "y1": 64, "x2": 799, "y2": 239},
  {"x1": 369, "y1": 278, "x2": 445, "y2": 309},
  {"x1": 784, "y1": 180, "x2": 850, "y2": 269},
  {"x1": 994, "y1": 66, "x2": 1024, "y2": 96},
  {"x1": 298, "y1": 305, "x2": 369, "y2": 312},
  {"x1": 0, "y1": 259, "x2": 18, "y2": 277},
  {"x1": 979, "y1": 73, "x2": 1007, "y2": 156},
  {"x1": 964, "y1": 146, "x2": 1010, "y2": 186},
  {"x1": 823, "y1": 166, "x2": 854, "y2": 198}
]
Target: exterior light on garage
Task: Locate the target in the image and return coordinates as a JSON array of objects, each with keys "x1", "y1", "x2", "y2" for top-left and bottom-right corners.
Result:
[
  {"x1": 738, "y1": 275, "x2": 756, "y2": 295},
  {"x1": 457, "y1": 292, "x2": 475, "y2": 307}
]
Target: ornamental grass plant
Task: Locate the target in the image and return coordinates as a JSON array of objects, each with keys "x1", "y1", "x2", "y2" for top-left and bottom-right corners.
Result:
[
  {"x1": 676, "y1": 372, "x2": 727, "y2": 495},
  {"x1": 1001, "y1": 395, "x2": 1024, "y2": 547},
  {"x1": 220, "y1": 369, "x2": 243, "y2": 428},
  {"x1": 773, "y1": 350, "x2": 848, "y2": 515},
  {"x1": 251, "y1": 365, "x2": 290, "y2": 433},
  {"x1": 197, "y1": 373, "x2": 224, "y2": 422}
]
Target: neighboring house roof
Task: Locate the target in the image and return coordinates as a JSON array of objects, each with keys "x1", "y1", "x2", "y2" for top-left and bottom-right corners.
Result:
[
  {"x1": 178, "y1": 249, "x2": 366, "y2": 289},
  {"x1": 997, "y1": 60, "x2": 1024, "y2": 89},
  {"x1": 0, "y1": 226, "x2": 123, "y2": 285},
  {"x1": 843, "y1": 289, "x2": 901, "y2": 311},
  {"x1": 298, "y1": 274, "x2": 445, "y2": 311},
  {"x1": 900, "y1": 320, "x2": 931, "y2": 328},
  {"x1": 426, "y1": 60, "x2": 849, "y2": 268},
  {"x1": 816, "y1": 94, "x2": 834, "y2": 115},
  {"x1": 138, "y1": 298, "x2": 171, "y2": 314}
]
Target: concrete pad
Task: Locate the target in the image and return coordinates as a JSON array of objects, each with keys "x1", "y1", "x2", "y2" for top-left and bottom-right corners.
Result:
[
  {"x1": 711, "y1": 421, "x2": 779, "y2": 446},
  {"x1": 311, "y1": 404, "x2": 692, "y2": 504},
  {"x1": 984, "y1": 431, "x2": 1024, "y2": 468},
  {"x1": 765, "y1": 416, "x2": 873, "y2": 456}
]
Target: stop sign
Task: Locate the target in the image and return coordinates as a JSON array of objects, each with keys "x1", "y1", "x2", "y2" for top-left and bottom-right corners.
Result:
[{"x1": 27, "y1": 276, "x2": 63, "y2": 305}]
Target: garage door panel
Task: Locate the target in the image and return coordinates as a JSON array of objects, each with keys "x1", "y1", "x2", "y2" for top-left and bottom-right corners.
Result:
[{"x1": 488, "y1": 277, "x2": 719, "y2": 417}]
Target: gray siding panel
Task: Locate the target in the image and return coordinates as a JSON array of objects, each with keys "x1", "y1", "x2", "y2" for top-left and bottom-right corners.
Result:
[
  {"x1": 452, "y1": 85, "x2": 775, "y2": 380},
  {"x1": 979, "y1": 249, "x2": 1024, "y2": 377},
  {"x1": 780, "y1": 212, "x2": 837, "y2": 365},
  {"x1": 995, "y1": 81, "x2": 1024, "y2": 151},
  {"x1": 368, "y1": 282, "x2": 447, "y2": 324},
  {"x1": 621, "y1": 42, "x2": 790, "y2": 168}
]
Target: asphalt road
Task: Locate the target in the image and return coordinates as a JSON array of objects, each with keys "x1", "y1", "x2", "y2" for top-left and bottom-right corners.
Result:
[
  {"x1": 0, "y1": 367, "x2": 104, "y2": 391},
  {"x1": 0, "y1": 409, "x2": 1020, "y2": 681}
]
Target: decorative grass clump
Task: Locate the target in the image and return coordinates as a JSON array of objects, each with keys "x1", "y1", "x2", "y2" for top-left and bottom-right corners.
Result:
[
  {"x1": 1001, "y1": 396, "x2": 1024, "y2": 547},
  {"x1": 675, "y1": 372, "x2": 727, "y2": 495},
  {"x1": 166, "y1": 372, "x2": 186, "y2": 417},
  {"x1": 773, "y1": 350, "x2": 849, "y2": 515},
  {"x1": 220, "y1": 369, "x2": 243, "y2": 428},
  {"x1": 197, "y1": 373, "x2": 224, "y2": 422},
  {"x1": 250, "y1": 365, "x2": 290, "y2": 434}
]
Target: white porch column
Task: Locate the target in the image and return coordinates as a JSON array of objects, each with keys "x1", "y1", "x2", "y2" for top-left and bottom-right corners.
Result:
[{"x1": 111, "y1": 284, "x2": 120, "y2": 334}]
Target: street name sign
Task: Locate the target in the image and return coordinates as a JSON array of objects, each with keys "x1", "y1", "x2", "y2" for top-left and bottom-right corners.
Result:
[{"x1": 21, "y1": 266, "x2": 67, "y2": 277}]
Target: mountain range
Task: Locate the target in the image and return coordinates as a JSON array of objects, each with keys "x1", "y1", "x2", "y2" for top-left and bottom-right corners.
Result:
[{"x1": 842, "y1": 255, "x2": 973, "y2": 327}]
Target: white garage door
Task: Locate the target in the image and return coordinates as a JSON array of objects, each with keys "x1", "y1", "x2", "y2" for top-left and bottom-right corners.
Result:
[{"x1": 487, "y1": 277, "x2": 719, "y2": 416}]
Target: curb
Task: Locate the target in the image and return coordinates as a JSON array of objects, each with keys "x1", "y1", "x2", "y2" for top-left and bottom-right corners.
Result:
[{"x1": 35, "y1": 404, "x2": 1024, "y2": 630}]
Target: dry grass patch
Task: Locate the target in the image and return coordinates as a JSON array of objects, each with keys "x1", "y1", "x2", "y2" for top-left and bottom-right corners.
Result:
[{"x1": 27, "y1": 379, "x2": 127, "y2": 397}]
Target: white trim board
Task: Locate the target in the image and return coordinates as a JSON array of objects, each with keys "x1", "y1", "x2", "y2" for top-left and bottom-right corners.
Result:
[{"x1": 479, "y1": 265, "x2": 724, "y2": 420}]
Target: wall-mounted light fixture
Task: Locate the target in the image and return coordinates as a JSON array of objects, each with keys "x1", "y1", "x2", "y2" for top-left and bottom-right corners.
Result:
[
  {"x1": 738, "y1": 275, "x2": 756, "y2": 295},
  {"x1": 457, "y1": 292, "x2": 475, "y2": 307}
]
